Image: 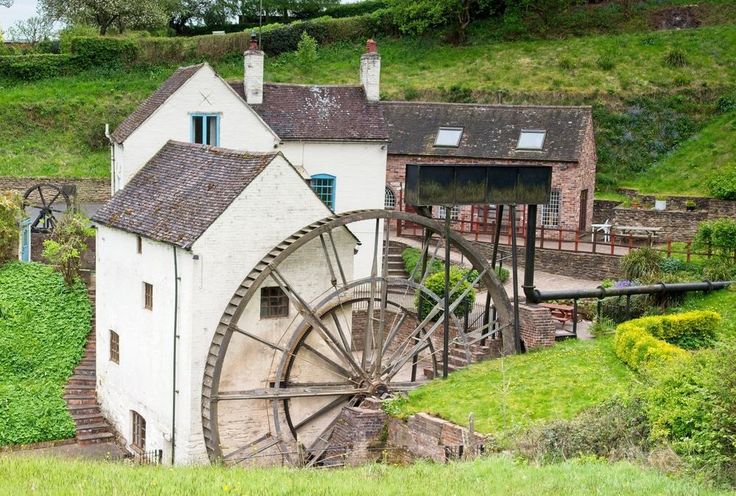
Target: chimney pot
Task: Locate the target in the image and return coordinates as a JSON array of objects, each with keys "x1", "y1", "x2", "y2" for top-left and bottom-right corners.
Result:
[
  {"x1": 244, "y1": 37, "x2": 264, "y2": 104},
  {"x1": 249, "y1": 32, "x2": 259, "y2": 51},
  {"x1": 360, "y1": 39, "x2": 381, "y2": 102},
  {"x1": 365, "y1": 39, "x2": 377, "y2": 53}
]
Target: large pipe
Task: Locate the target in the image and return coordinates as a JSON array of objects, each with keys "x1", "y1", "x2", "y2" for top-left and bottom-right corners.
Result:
[
  {"x1": 526, "y1": 280, "x2": 734, "y2": 303},
  {"x1": 171, "y1": 246, "x2": 179, "y2": 465},
  {"x1": 523, "y1": 204, "x2": 537, "y2": 292}
]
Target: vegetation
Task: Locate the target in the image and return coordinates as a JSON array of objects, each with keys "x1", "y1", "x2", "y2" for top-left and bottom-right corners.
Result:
[
  {"x1": 0, "y1": 262, "x2": 91, "y2": 445},
  {"x1": 387, "y1": 338, "x2": 635, "y2": 434},
  {"x1": 415, "y1": 266, "x2": 476, "y2": 318},
  {"x1": 42, "y1": 212, "x2": 95, "y2": 286},
  {"x1": 0, "y1": 455, "x2": 730, "y2": 496},
  {"x1": 620, "y1": 247, "x2": 663, "y2": 282},
  {"x1": 401, "y1": 247, "x2": 509, "y2": 283},
  {"x1": 0, "y1": 192, "x2": 23, "y2": 263}
]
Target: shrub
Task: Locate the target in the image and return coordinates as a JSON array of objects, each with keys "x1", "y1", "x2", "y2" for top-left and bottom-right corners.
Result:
[
  {"x1": 707, "y1": 168, "x2": 736, "y2": 201},
  {"x1": 0, "y1": 192, "x2": 23, "y2": 263},
  {"x1": 42, "y1": 212, "x2": 95, "y2": 286},
  {"x1": 0, "y1": 54, "x2": 75, "y2": 81},
  {"x1": 663, "y1": 49, "x2": 688, "y2": 68},
  {"x1": 58, "y1": 25, "x2": 98, "y2": 54},
  {"x1": 620, "y1": 247, "x2": 663, "y2": 282},
  {"x1": 702, "y1": 258, "x2": 735, "y2": 281},
  {"x1": 645, "y1": 344, "x2": 736, "y2": 484},
  {"x1": 415, "y1": 267, "x2": 476, "y2": 319},
  {"x1": 70, "y1": 37, "x2": 138, "y2": 67},
  {"x1": 660, "y1": 257, "x2": 686, "y2": 274},
  {"x1": 296, "y1": 31, "x2": 318, "y2": 68},
  {"x1": 614, "y1": 321, "x2": 688, "y2": 372},
  {"x1": 693, "y1": 217, "x2": 736, "y2": 258},
  {"x1": 401, "y1": 247, "x2": 442, "y2": 281}
]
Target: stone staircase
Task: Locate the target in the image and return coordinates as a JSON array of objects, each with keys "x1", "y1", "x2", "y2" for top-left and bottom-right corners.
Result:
[
  {"x1": 387, "y1": 241, "x2": 409, "y2": 293},
  {"x1": 423, "y1": 339, "x2": 502, "y2": 379},
  {"x1": 64, "y1": 287, "x2": 116, "y2": 445}
]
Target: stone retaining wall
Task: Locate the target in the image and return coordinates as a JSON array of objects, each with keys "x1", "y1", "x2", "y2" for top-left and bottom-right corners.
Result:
[
  {"x1": 0, "y1": 177, "x2": 110, "y2": 203},
  {"x1": 613, "y1": 207, "x2": 708, "y2": 241}
]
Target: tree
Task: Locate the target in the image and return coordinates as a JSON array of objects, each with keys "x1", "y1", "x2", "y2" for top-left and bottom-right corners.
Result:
[
  {"x1": 167, "y1": 0, "x2": 212, "y2": 34},
  {"x1": 506, "y1": 0, "x2": 584, "y2": 29},
  {"x1": 7, "y1": 17, "x2": 54, "y2": 45},
  {"x1": 39, "y1": 0, "x2": 168, "y2": 35},
  {"x1": 42, "y1": 212, "x2": 95, "y2": 286},
  {"x1": 0, "y1": 0, "x2": 14, "y2": 7},
  {"x1": 0, "y1": 192, "x2": 23, "y2": 264},
  {"x1": 389, "y1": 0, "x2": 496, "y2": 44}
]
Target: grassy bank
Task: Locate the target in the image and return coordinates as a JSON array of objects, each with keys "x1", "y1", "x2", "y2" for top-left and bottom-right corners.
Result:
[
  {"x1": 0, "y1": 455, "x2": 730, "y2": 496},
  {"x1": 0, "y1": 263, "x2": 91, "y2": 445},
  {"x1": 387, "y1": 338, "x2": 635, "y2": 434}
]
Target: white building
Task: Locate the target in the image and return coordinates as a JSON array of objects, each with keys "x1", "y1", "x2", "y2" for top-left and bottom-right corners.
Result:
[{"x1": 94, "y1": 39, "x2": 387, "y2": 464}]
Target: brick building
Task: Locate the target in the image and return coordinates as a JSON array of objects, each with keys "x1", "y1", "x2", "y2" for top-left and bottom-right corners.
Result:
[{"x1": 381, "y1": 101, "x2": 597, "y2": 234}]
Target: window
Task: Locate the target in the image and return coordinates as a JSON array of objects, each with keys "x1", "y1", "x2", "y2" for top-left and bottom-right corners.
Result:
[
  {"x1": 434, "y1": 127, "x2": 463, "y2": 147},
  {"x1": 191, "y1": 114, "x2": 220, "y2": 146},
  {"x1": 136, "y1": 236, "x2": 142, "y2": 254},
  {"x1": 143, "y1": 282, "x2": 153, "y2": 310},
  {"x1": 110, "y1": 330, "x2": 119, "y2": 364},
  {"x1": 131, "y1": 411, "x2": 146, "y2": 451},
  {"x1": 517, "y1": 130, "x2": 546, "y2": 150},
  {"x1": 541, "y1": 189, "x2": 561, "y2": 227},
  {"x1": 310, "y1": 174, "x2": 336, "y2": 210},
  {"x1": 437, "y1": 205, "x2": 460, "y2": 220},
  {"x1": 260, "y1": 286, "x2": 289, "y2": 318},
  {"x1": 384, "y1": 187, "x2": 396, "y2": 210}
]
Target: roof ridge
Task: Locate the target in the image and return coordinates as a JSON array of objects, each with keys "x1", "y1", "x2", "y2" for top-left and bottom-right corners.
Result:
[
  {"x1": 381, "y1": 100, "x2": 593, "y2": 110},
  {"x1": 165, "y1": 140, "x2": 279, "y2": 158},
  {"x1": 227, "y1": 80, "x2": 363, "y2": 89}
]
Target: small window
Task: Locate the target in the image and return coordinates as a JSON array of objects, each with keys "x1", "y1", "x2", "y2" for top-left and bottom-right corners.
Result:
[
  {"x1": 541, "y1": 189, "x2": 562, "y2": 227},
  {"x1": 260, "y1": 286, "x2": 289, "y2": 319},
  {"x1": 136, "y1": 236, "x2": 142, "y2": 254},
  {"x1": 191, "y1": 114, "x2": 220, "y2": 146},
  {"x1": 310, "y1": 174, "x2": 336, "y2": 210},
  {"x1": 438, "y1": 205, "x2": 460, "y2": 221},
  {"x1": 384, "y1": 187, "x2": 396, "y2": 210},
  {"x1": 110, "y1": 330, "x2": 119, "y2": 364},
  {"x1": 143, "y1": 282, "x2": 153, "y2": 310},
  {"x1": 434, "y1": 127, "x2": 463, "y2": 147},
  {"x1": 517, "y1": 130, "x2": 546, "y2": 150},
  {"x1": 131, "y1": 411, "x2": 146, "y2": 451}
]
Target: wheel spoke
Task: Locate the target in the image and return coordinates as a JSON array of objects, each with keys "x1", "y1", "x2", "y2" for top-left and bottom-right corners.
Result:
[
  {"x1": 292, "y1": 396, "x2": 350, "y2": 431},
  {"x1": 223, "y1": 433, "x2": 282, "y2": 463},
  {"x1": 362, "y1": 219, "x2": 381, "y2": 370},
  {"x1": 215, "y1": 384, "x2": 363, "y2": 401},
  {"x1": 328, "y1": 231, "x2": 348, "y2": 286},
  {"x1": 373, "y1": 221, "x2": 390, "y2": 377}
]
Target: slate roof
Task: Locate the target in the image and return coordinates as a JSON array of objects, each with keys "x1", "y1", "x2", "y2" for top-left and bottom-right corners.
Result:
[
  {"x1": 110, "y1": 64, "x2": 205, "y2": 144},
  {"x1": 229, "y1": 82, "x2": 389, "y2": 141},
  {"x1": 381, "y1": 101, "x2": 592, "y2": 162},
  {"x1": 93, "y1": 141, "x2": 279, "y2": 248}
]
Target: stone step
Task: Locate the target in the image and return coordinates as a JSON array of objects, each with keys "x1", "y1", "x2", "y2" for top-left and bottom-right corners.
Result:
[
  {"x1": 68, "y1": 375, "x2": 96, "y2": 385},
  {"x1": 76, "y1": 422, "x2": 111, "y2": 435},
  {"x1": 75, "y1": 366, "x2": 96, "y2": 376},
  {"x1": 64, "y1": 395, "x2": 98, "y2": 405},
  {"x1": 72, "y1": 412, "x2": 105, "y2": 425},
  {"x1": 77, "y1": 432, "x2": 115, "y2": 445},
  {"x1": 65, "y1": 384, "x2": 96, "y2": 395}
]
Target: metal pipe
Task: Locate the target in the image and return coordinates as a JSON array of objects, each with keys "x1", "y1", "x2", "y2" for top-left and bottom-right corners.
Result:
[
  {"x1": 482, "y1": 205, "x2": 504, "y2": 346},
  {"x1": 523, "y1": 204, "x2": 538, "y2": 292},
  {"x1": 526, "y1": 280, "x2": 734, "y2": 303},
  {"x1": 171, "y1": 246, "x2": 179, "y2": 465},
  {"x1": 510, "y1": 205, "x2": 522, "y2": 353},
  {"x1": 443, "y1": 210, "x2": 451, "y2": 379}
]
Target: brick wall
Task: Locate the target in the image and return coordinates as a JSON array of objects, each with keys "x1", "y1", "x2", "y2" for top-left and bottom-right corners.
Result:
[
  {"x1": 327, "y1": 404, "x2": 388, "y2": 466},
  {"x1": 386, "y1": 124, "x2": 597, "y2": 234},
  {"x1": 519, "y1": 304, "x2": 556, "y2": 349},
  {"x1": 0, "y1": 177, "x2": 110, "y2": 203}
]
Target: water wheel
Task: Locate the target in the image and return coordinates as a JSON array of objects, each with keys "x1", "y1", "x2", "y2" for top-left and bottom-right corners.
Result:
[{"x1": 22, "y1": 183, "x2": 72, "y2": 234}]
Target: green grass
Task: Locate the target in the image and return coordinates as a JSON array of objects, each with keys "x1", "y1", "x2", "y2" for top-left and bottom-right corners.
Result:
[
  {"x1": 0, "y1": 262, "x2": 91, "y2": 445},
  {"x1": 624, "y1": 110, "x2": 736, "y2": 196},
  {"x1": 388, "y1": 338, "x2": 635, "y2": 434},
  {"x1": 0, "y1": 455, "x2": 730, "y2": 496},
  {"x1": 676, "y1": 286, "x2": 736, "y2": 340}
]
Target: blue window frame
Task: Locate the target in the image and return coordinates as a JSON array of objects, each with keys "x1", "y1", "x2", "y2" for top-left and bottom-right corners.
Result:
[
  {"x1": 310, "y1": 174, "x2": 336, "y2": 210},
  {"x1": 190, "y1": 113, "x2": 220, "y2": 146}
]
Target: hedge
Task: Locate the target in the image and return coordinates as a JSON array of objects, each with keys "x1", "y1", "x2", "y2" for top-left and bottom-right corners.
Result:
[
  {"x1": 0, "y1": 54, "x2": 76, "y2": 81},
  {"x1": 70, "y1": 37, "x2": 138, "y2": 66},
  {"x1": 613, "y1": 311, "x2": 721, "y2": 371}
]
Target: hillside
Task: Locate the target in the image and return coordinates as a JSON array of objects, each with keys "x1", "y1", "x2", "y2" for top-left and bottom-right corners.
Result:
[{"x1": 1, "y1": 21, "x2": 735, "y2": 195}]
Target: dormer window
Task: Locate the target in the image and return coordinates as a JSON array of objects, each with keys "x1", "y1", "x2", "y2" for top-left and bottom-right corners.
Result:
[
  {"x1": 434, "y1": 127, "x2": 463, "y2": 147},
  {"x1": 517, "y1": 130, "x2": 546, "y2": 150},
  {"x1": 191, "y1": 114, "x2": 220, "y2": 146}
]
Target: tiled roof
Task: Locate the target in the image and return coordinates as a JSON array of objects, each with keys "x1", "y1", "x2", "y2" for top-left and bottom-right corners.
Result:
[
  {"x1": 110, "y1": 64, "x2": 205, "y2": 143},
  {"x1": 230, "y1": 82, "x2": 389, "y2": 141},
  {"x1": 381, "y1": 101, "x2": 592, "y2": 162},
  {"x1": 93, "y1": 141, "x2": 278, "y2": 248}
]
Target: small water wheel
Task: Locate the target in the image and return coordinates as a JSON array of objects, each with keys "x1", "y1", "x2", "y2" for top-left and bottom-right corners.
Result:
[{"x1": 22, "y1": 183, "x2": 72, "y2": 234}]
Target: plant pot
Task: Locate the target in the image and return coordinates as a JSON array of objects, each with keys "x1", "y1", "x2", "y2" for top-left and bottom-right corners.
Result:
[{"x1": 654, "y1": 200, "x2": 667, "y2": 211}]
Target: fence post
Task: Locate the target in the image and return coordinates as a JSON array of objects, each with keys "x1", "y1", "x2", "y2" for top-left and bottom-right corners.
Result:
[
  {"x1": 574, "y1": 229, "x2": 579, "y2": 252},
  {"x1": 666, "y1": 239, "x2": 672, "y2": 258},
  {"x1": 610, "y1": 232, "x2": 615, "y2": 256},
  {"x1": 558, "y1": 227, "x2": 562, "y2": 250},
  {"x1": 540, "y1": 224, "x2": 545, "y2": 249},
  {"x1": 686, "y1": 242, "x2": 691, "y2": 263}
]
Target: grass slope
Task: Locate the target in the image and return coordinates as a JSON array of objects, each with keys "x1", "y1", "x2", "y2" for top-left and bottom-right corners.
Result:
[
  {"x1": 388, "y1": 338, "x2": 634, "y2": 434},
  {"x1": 1, "y1": 23, "x2": 735, "y2": 185},
  {"x1": 623, "y1": 110, "x2": 736, "y2": 196},
  {"x1": 0, "y1": 456, "x2": 730, "y2": 496},
  {"x1": 676, "y1": 286, "x2": 736, "y2": 339},
  {"x1": 0, "y1": 262, "x2": 91, "y2": 445}
]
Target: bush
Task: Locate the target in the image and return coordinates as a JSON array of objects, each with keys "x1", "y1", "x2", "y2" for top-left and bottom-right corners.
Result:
[
  {"x1": 296, "y1": 31, "x2": 318, "y2": 68},
  {"x1": 645, "y1": 344, "x2": 736, "y2": 485},
  {"x1": 707, "y1": 168, "x2": 736, "y2": 201},
  {"x1": 660, "y1": 257, "x2": 685, "y2": 274},
  {"x1": 323, "y1": 0, "x2": 387, "y2": 18},
  {"x1": 702, "y1": 258, "x2": 735, "y2": 282},
  {"x1": 415, "y1": 267, "x2": 476, "y2": 319},
  {"x1": 693, "y1": 217, "x2": 736, "y2": 258},
  {"x1": 0, "y1": 192, "x2": 23, "y2": 263},
  {"x1": 0, "y1": 54, "x2": 76, "y2": 81},
  {"x1": 401, "y1": 247, "x2": 508, "y2": 283},
  {"x1": 620, "y1": 247, "x2": 663, "y2": 282},
  {"x1": 614, "y1": 322, "x2": 689, "y2": 372},
  {"x1": 58, "y1": 25, "x2": 98, "y2": 54},
  {"x1": 42, "y1": 212, "x2": 95, "y2": 286},
  {"x1": 70, "y1": 37, "x2": 138, "y2": 67}
]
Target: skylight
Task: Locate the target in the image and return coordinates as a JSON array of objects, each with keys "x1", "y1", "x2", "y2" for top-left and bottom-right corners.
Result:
[
  {"x1": 517, "y1": 130, "x2": 546, "y2": 150},
  {"x1": 435, "y1": 127, "x2": 463, "y2": 147}
]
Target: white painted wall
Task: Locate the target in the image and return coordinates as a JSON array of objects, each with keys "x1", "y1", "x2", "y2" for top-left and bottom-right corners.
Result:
[
  {"x1": 114, "y1": 64, "x2": 279, "y2": 191},
  {"x1": 278, "y1": 141, "x2": 387, "y2": 278},
  {"x1": 97, "y1": 155, "x2": 358, "y2": 464}
]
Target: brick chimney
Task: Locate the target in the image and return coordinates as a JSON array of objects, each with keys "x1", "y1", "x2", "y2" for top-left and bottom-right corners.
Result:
[
  {"x1": 360, "y1": 39, "x2": 380, "y2": 102},
  {"x1": 244, "y1": 33, "x2": 264, "y2": 105}
]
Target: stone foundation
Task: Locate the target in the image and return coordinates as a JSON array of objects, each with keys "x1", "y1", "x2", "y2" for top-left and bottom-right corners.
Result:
[{"x1": 0, "y1": 176, "x2": 110, "y2": 204}]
